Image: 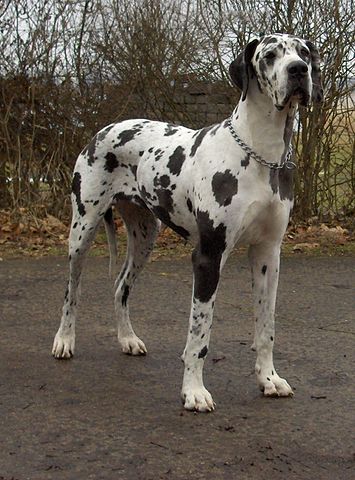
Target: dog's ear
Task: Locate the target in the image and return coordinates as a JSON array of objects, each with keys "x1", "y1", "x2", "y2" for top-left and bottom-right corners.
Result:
[
  {"x1": 306, "y1": 40, "x2": 324, "y2": 103},
  {"x1": 229, "y1": 39, "x2": 259, "y2": 101}
]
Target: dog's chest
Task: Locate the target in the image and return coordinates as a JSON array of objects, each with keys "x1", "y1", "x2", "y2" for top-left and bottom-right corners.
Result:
[
  {"x1": 236, "y1": 194, "x2": 292, "y2": 245},
  {"x1": 133, "y1": 123, "x2": 293, "y2": 245}
]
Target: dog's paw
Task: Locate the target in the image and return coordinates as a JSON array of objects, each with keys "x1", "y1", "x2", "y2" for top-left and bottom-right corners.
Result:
[
  {"x1": 119, "y1": 335, "x2": 147, "y2": 355},
  {"x1": 258, "y1": 373, "x2": 294, "y2": 397},
  {"x1": 181, "y1": 386, "x2": 215, "y2": 412},
  {"x1": 52, "y1": 330, "x2": 75, "y2": 359}
]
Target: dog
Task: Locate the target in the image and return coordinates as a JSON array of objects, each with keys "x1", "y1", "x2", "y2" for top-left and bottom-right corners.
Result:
[{"x1": 52, "y1": 34, "x2": 323, "y2": 412}]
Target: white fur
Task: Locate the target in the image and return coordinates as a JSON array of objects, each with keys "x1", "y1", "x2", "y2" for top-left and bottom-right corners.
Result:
[{"x1": 52, "y1": 34, "x2": 322, "y2": 411}]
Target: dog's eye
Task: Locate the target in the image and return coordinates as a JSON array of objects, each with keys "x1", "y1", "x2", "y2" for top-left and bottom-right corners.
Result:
[
  {"x1": 265, "y1": 52, "x2": 276, "y2": 60},
  {"x1": 300, "y1": 48, "x2": 310, "y2": 58}
]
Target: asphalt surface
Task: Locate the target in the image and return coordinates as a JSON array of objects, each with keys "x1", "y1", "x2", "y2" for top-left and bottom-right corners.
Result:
[{"x1": 0, "y1": 254, "x2": 354, "y2": 479}]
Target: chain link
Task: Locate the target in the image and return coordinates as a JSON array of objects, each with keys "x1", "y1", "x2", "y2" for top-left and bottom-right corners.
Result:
[{"x1": 227, "y1": 118, "x2": 296, "y2": 170}]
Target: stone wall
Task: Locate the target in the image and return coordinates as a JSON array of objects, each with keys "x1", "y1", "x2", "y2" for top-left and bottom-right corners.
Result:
[
  {"x1": 115, "y1": 84, "x2": 239, "y2": 129},
  {"x1": 161, "y1": 90, "x2": 238, "y2": 128}
]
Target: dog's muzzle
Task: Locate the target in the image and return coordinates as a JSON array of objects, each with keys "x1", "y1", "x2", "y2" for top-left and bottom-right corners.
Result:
[{"x1": 282, "y1": 60, "x2": 311, "y2": 108}]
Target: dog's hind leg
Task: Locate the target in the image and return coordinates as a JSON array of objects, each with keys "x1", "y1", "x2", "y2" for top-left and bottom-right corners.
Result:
[
  {"x1": 114, "y1": 200, "x2": 160, "y2": 355},
  {"x1": 52, "y1": 198, "x2": 107, "y2": 359}
]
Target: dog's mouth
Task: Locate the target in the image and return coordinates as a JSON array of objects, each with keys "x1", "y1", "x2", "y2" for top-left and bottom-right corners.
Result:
[
  {"x1": 291, "y1": 86, "x2": 310, "y2": 106},
  {"x1": 276, "y1": 85, "x2": 310, "y2": 110}
]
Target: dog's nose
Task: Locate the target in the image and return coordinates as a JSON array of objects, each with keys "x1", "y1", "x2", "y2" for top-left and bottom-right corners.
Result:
[{"x1": 287, "y1": 61, "x2": 308, "y2": 79}]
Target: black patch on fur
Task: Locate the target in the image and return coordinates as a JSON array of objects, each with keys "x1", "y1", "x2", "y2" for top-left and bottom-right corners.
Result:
[
  {"x1": 262, "y1": 36, "x2": 278, "y2": 45},
  {"x1": 104, "y1": 152, "x2": 119, "y2": 172},
  {"x1": 160, "y1": 175, "x2": 171, "y2": 187},
  {"x1": 190, "y1": 127, "x2": 212, "y2": 157},
  {"x1": 82, "y1": 137, "x2": 97, "y2": 166},
  {"x1": 186, "y1": 198, "x2": 193, "y2": 212},
  {"x1": 83, "y1": 124, "x2": 115, "y2": 166},
  {"x1": 259, "y1": 59, "x2": 267, "y2": 81},
  {"x1": 130, "y1": 164, "x2": 138, "y2": 178},
  {"x1": 140, "y1": 185, "x2": 152, "y2": 201},
  {"x1": 155, "y1": 148, "x2": 164, "y2": 161},
  {"x1": 192, "y1": 210, "x2": 227, "y2": 303},
  {"x1": 156, "y1": 188, "x2": 174, "y2": 213},
  {"x1": 116, "y1": 126, "x2": 142, "y2": 147},
  {"x1": 277, "y1": 43, "x2": 286, "y2": 54},
  {"x1": 97, "y1": 124, "x2": 115, "y2": 142},
  {"x1": 152, "y1": 206, "x2": 190, "y2": 239},
  {"x1": 133, "y1": 195, "x2": 149, "y2": 209},
  {"x1": 122, "y1": 284, "x2": 129, "y2": 306},
  {"x1": 164, "y1": 124, "x2": 179, "y2": 136},
  {"x1": 241, "y1": 154, "x2": 250, "y2": 168},
  {"x1": 265, "y1": 52, "x2": 276, "y2": 67},
  {"x1": 209, "y1": 124, "x2": 220, "y2": 136},
  {"x1": 140, "y1": 181, "x2": 187, "y2": 237},
  {"x1": 104, "y1": 208, "x2": 114, "y2": 224},
  {"x1": 191, "y1": 321, "x2": 202, "y2": 336},
  {"x1": 113, "y1": 192, "x2": 148, "y2": 210},
  {"x1": 154, "y1": 174, "x2": 170, "y2": 188},
  {"x1": 167, "y1": 146, "x2": 186, "y2": 175},
  {"x1": 262, "y1": 265, "x2": 267, "y2": 274},
  {"x1": 211, "y1": 169, "x2": 238, "y2": 207},
  {"x1": 198, "y1": 346, "x2": 208, "y2": 359},
  {"x1": 71, "y1": 172, "x2": 86, "y2": 216}
]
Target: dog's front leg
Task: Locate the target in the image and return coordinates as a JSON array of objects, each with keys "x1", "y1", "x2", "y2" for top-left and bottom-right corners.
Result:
[
  {"x1": 181, "y1": 243, "x2": 226, "y2": 412},
  {"x1": 181, "y1": 296, "x2": 216, "y2": 412},
  {"x1": 248, "y1": 242, "x2": 293, "y2": 397}
]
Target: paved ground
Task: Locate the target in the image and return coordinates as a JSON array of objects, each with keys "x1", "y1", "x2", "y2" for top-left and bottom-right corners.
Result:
[{"x1": 0, "y1": 254, "x2": 354, "y2": 479}]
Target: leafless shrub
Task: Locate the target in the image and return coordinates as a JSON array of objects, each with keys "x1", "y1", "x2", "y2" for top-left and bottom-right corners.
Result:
[
  {"x1": 199, "y1": 0, "x2": 355, "y2": 221},
  {"x1": 0, "y1": 0, "x2": 353, "y2": 224}
]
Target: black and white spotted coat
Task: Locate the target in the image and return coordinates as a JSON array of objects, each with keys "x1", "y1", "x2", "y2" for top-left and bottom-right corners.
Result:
[{"x1": 53, "y1": 34, "x2": 323, "y2": 412}]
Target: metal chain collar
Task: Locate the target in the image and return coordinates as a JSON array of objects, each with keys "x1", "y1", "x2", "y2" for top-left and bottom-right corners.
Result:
[{"x1": 227, "y1": 117, "x2": 296, "y2": 170}]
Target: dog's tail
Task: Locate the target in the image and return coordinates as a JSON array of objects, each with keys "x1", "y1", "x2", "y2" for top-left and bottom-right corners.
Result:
[{"x1": 104, "y1": 207, "x2": 118, "y2": 279}]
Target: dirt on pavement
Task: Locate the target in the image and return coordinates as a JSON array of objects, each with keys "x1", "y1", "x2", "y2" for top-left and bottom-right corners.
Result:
[{"x1": 0, "y1": 254, "x2": 354, "y2": 479}]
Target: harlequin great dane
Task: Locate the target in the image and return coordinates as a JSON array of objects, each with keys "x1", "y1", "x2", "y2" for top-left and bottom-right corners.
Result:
[{"x1": 52, "y1": 33, "x2": 323, "y2": 412}]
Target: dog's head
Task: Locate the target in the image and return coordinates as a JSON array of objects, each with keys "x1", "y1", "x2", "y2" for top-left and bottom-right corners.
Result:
[{"x1": 230, "y1": 34, "x2": 323, "y2": 110}]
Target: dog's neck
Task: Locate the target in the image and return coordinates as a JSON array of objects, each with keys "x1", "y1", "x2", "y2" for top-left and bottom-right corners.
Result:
[{"x1": 231, "y1": 85, "x2": 297, "y2": 167}]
